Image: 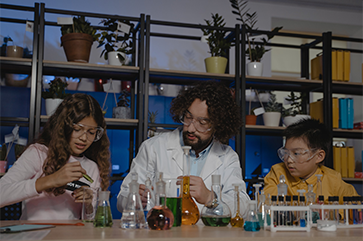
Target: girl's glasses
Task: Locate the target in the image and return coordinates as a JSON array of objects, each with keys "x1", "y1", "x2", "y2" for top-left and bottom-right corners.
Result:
[{"x1": 72, "y1": 123, "x2": 104, "y2": 142}]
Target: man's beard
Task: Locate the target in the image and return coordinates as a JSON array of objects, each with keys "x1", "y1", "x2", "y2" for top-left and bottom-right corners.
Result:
[{"x1": 182, "y1": 131, "x2": 213, "y2": 152}]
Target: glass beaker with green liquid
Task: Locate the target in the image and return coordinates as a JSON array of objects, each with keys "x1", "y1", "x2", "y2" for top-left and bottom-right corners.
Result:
[{"x1": 93, "y1": 191, "x2": 113, "y2": 227}]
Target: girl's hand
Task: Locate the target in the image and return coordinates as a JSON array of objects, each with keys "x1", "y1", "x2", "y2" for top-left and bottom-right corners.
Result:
[
  {"x1": 73, "y1": 186, "x2": 93, "y2": 204},
  {"x1": 35, "y1": 161, "x2": 86, "y2": 193}
]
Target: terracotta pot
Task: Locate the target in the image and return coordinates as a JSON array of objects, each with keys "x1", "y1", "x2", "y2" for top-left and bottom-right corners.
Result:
[
  {"x1": 6, "y1": 45, "x2": 23, "y2": 58},
  {"x1": 61, "y1": 33, "x2": 93, "y2": 63},
  {"x1": 246, "y1": 115, "x2": 257, "y2": 125},
  {"x1": 204, "y1": 56, "x2": 228, "y2": 74}
]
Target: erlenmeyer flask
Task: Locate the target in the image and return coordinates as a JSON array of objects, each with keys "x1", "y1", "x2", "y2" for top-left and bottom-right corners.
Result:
[
  {"x1": 93, "y1": 191, "x2": 113, "y2": 227},
  {"x1": 201, "y1": 174, "x2": 231, "y2": 227},
  {"x1": 230, "y1": 183, "x2": 244, "y2": 227},
  {"x1": 181, "y1": 146, "x2": 200, "y2": 225},
  {"x1": 147, "y1": 172, "x2": 174, "y2": 230},
  {"x1": 120, "y1": 173, "x2": 147, "y2": 229},
  {"x1": 243, "y1": 200, "x2": 260, "y2": 232}
]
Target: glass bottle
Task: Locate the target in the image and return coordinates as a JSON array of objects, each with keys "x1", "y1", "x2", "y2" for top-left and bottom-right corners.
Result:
[
  {"x1": 243, "y1": 200, "x2": 260, "y2": 232},
  {"x1": 93, "y1": 191, "x2": 113, "y2": 227},
  {"x1": 142, "y1": 174, "x2": 155, "y2": 221},
  {"x1": 181, "y1": 146, "x2": 200, "y2": 225},
  {"x1": 230, "y1": 183, "x2": 244, "y2": 227},
  {"x1": 147, "y1": 172, "x2": 174, "y2": 230},
  {"x1": 277, "y1": 175, "x2": 287, "y2": 197},
  {"x1": 306, "y1": 184, "x2": 316, "y2": 206},
  {"x1": 201, "y1": 175, "x2": 231, "y2": 227},
  {"x1": 120, "y1": 173, "x2": 147, "y2": 229}
]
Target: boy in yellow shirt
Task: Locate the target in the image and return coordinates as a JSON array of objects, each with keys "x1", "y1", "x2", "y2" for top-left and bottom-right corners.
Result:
[{"x1": 264, "y1": 119, "x2": 358, "y2": 204}]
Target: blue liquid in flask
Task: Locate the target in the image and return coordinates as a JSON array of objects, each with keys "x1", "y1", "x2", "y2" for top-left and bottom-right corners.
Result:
[{"x1": 244, "y1": 221, "x2": 261, "y2": 232}]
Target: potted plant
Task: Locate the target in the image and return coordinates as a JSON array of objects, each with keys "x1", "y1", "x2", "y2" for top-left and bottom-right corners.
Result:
[
  {"x1": 262, "y1": 92, "x2": 281, "y2": 127},
  {"x1": 97, "y1": 18, "x2": 135, "y2": 66},
  {"x1": 42, "y1": 78, "x2": 69, "y2": 116},
  {"x1": 0, "y1": 144, "x2": 7, "y2": 174},
  {"x1": 229, "y1": 0, "x2": 282, "y2": 76},
  {"x1": 60, "y1": 16, "x2": 100, "y2": 63},
  {"x1": 201, "y1": 13, "x2": 232, "y2": 74},
  {"x1": 113, "y1": 89, "x2": 131, "y2": 119},
  {"x1": 282, "y1": 91, "x2": 310, "y2": 126},
  {"x1": 148, "y1": 110, "x2": 158, "y2": 137}
]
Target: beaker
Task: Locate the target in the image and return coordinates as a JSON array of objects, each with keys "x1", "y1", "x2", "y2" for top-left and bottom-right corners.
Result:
[
  {"x1": 147, "y1": 172, "x2": 174, "y2": 230},
  {"x1": 164, "y1": 178, "x2": 182, "y2": 227},
  {"x1": 230, "y1": 183, "x2": 244, "y2": 227},
  {"x1": 181, "y1": 146, "x2": 200, "y2": 225},
  {"x1": 243, "y1": 200, "x2": 260, "y2": 232},
  {"x1": 120, "y1": 173, "x2": 147, "y2": 229},
  {"x1": 201, "y1": 175, "x2": 231, "y2": 227},
  {"x1": 93, "y1": 191, "x2": 113, "y2": 227}
]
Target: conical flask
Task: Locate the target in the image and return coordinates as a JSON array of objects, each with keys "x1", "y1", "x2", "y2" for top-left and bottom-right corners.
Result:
[
  {"x1": 147, "y1": 172, "x2": 174, "y2": 230},
  {"x1": 181, "y1": 146, "x2": 200, "y2": 225},
  {"x1": 93, "y1": 191, "x2": 113, "y2": 227},
  {"x1": 243, "y1": 200, "x2": 260, "y2": 232},
  {"x1": 201, "y1": 174, "x2": 231, "y2": 227},
  {"x1": 230, "y1": 183, "x2": 244, "y2": 227},
  {"x1": 120, "y1": 173, "x2": 147, "y2": 229}
]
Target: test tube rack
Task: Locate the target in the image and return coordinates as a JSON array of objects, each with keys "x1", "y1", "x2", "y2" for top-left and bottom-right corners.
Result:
[
  {"x1": 264, "y1": 206, "x2": 311, "y2": 232},
  {"x1": 263, "y1": 204, "x2": 363, "y2": 232},
  {"x1": 309, "y1": 204, "x2": 363, "y2": 229}
]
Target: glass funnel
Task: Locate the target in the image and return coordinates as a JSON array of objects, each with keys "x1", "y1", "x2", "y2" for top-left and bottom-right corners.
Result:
[
  {"x1": 181, "y1": 146, "x2": 200, "y2": 225},
  {"x1": 201, "y1": 174, "x2": 231, "y2": 227}
]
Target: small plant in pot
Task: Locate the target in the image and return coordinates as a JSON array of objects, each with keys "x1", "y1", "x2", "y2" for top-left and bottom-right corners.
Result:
[
  {"x1": 282, "y1": 91, "x2": 310, "y2": 126},
  {"x1": 229, "y1": 0, "x2": 282, "y2": 76},
  {"x1": 60, "y1": 16, "x2": 100, "y2": 63},
  {"x1": 97, "y1": 18, "x2": 135, "y2": 66},
  {"x1": 113, "y1": 89, "x2": 131, "y2": 119},
  {"x1": 262, "y1": 92, "x2": 281, "y2": 127},
  {"x1": 148, "y1": 110, "x2": 159, "y2": 137},
  {"x1": 201, "y1": 13, "x2": 232, "y2": 74},
  {"x1": 42, "y1": 78, "x2": 69, "y2": 116}
]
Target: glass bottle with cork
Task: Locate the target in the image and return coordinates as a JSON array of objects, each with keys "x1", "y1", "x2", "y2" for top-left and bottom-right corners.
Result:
[{"x1": 181, "y1": 146, "x2": 200, "y2": 225}]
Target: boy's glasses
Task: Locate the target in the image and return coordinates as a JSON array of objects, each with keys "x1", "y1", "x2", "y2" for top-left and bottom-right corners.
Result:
[
  {"x1": 179, "y1": 110, "x2": 212, "y2": 133},
  {"x1": 72, "y1": 123, "x2": 104, "y2": 142},
  {"x1": 277, "y1": 147, "x2": 318, "y2": 164}
]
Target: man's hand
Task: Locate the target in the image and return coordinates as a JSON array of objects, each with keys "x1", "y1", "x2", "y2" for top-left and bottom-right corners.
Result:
[{"x1": 179, "y1": 175, "x2": 212, "y2": 204}]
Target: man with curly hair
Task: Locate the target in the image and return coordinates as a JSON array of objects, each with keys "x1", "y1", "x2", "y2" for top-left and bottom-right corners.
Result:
[{"x1": 117, "y1": 81, "x2": 250, "y2": 220}]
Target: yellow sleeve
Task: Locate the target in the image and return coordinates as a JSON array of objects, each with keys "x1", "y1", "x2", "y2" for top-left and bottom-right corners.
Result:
[{"x1": 263, "y1": 165, "x2": 279, "y2": 197}]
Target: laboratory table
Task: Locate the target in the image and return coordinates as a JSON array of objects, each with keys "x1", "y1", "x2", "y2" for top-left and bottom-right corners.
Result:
[{"x1": 0, "y1": 220, "x2": 362, "y2": 241}]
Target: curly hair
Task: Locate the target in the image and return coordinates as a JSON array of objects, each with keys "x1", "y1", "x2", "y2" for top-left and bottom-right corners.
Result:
[
  {"x1": 36, "y1": 93, "x2": 111, "y2": 196},
  {"x1": 170, "y1": 81, "x2": 242, "y2": 143}
]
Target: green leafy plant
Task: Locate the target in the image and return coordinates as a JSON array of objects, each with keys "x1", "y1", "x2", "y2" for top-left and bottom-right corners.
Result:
[
  {"x1": 148, "y1": 110, "x2": 158, "y2": 123},
  {"x1": 201, "y1": 13, "x2": 232, "y2": 57},
  {"x1": 265, "y1": 92, "x2": 281, "y2": 112},
  {"x1": 60, "y1": 16, "x2": 99, "y2": 43},
  {"x1": 41, "y1": 78, "x2": 69, "y2": 99},
  {"x1": 97, "y1": 18, "x2": 135, "y2": 62},
  {"x1": 0, "y1": 144, "x2": 7, "y2": 161},
  {"x1": 117, "y1": 89, "x2": 131, "y2": 107},
  {"x1": 282, "y1": 91, "x2": 308, "y2": 117},
  {"x1": 229, "y1": 0, "x2": 282, "y2": 62}
]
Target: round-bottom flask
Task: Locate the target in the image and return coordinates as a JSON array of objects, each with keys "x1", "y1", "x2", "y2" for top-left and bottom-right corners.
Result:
[{"x1": 201, "y1": 175, "x2": 231, "y2": 227}]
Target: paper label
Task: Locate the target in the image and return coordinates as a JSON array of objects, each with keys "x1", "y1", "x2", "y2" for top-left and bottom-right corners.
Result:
[
  {"x1": 12, "y1": 125, "x2": 19, "y2": 136},
  {"x1": 25, "y1": 21, "x2": 34, "y2": 32},
  {"x1": 117, "y1": 21, "x2": 131, "y2": 34},
  {"x1": 57, "y1": 17, "x2": 73, "y2": 25},
  {"x1": 253, "y1": 107, "x2": 265, "y2": 116}
]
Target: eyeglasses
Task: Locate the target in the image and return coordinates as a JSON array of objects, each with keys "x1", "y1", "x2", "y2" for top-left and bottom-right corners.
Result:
[
  {"x1": 277, "y1": 147, "x2": 318, "y2": 164},
  {"x1": 72, "y1": 123, "x2": 104, "y2": 142},
  {"x1": 179, "y1": 110, "x2": 212, "y2": 133}
]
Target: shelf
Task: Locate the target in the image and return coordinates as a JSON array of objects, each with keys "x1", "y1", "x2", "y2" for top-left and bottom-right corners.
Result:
[
  {"x1": 332, "y1": 81, "x2": 363, "y2": 95},
  {"x1": 342, "y1": 178, "x2": 363, "y2": 183},
  {"x1": 0, "y1": 56, "x2": 32, "y2": 75},
  {"x1": 40, "y1": 115, "x2": 138, "y2": 129},
  {"x1": 333, "y1": 128, "x2": 363, "y2": 139},
  {"x1": 245, "y1": 124, "x2": 285, "y2": 136},
  {"x1": 0, "y1": 117, "x2": 30, "y2": 127},
  {"x1": 148, "y1": 68, "x2": 236, "y2": 85},
  {"x1": 245, "y1": 75, "x2": 322, "y2": 92},
  {"x1": 42, "y1": 60, "x2": 140, "y2": 80}
]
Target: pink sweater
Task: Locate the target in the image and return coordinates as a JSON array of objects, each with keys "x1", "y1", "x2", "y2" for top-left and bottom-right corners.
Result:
[{"x1": 0, "y1": 143, "x2": 100, "y2": 220}]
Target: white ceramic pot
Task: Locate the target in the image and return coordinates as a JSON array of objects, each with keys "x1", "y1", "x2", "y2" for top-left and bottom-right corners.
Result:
[
  {"x1": 113, "y1": 106, "x2": 131, "y2": 119},
  {"x1": 247, "y1": 61, "x2": 263, "y2": 76},
  {"x1": 45, "y1": 98, "x2": 63, "y2": 116},
  {"x1": 283, "y1": 115, "x2": 311, "y2": 127},
  {"x1": 107, "y1": 51, "x2": 126, "y2": 66},
  {"x1": 263, "y1": 112, "x2": 281, "y2": 127}
]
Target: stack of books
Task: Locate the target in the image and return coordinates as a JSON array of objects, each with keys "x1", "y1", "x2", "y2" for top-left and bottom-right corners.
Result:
[{"x1": 333, "y1": 145, "x2": 356, "y2": 178}]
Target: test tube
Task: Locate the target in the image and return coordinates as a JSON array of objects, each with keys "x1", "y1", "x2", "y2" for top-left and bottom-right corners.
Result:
[
  {"x1": 278, "y1": 196, "x2": 285, "y2": 226},
  {"x1": 271, "y1": 195, "x2": 277, "y2": 227},
  {"x1": 292, "y1": 195, "x2": 299, "y2": 226},
  {"x1": 297, "y1": 189, "x2": 306, "y2": 227},
  {"x1": 285, "y1": 196, "x2": 292, "y2": 226}
]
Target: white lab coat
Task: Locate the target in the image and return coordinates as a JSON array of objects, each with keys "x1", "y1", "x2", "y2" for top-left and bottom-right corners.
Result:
[{"x1": 117, "y1": 128, "x2": 250, "y2": 218}]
